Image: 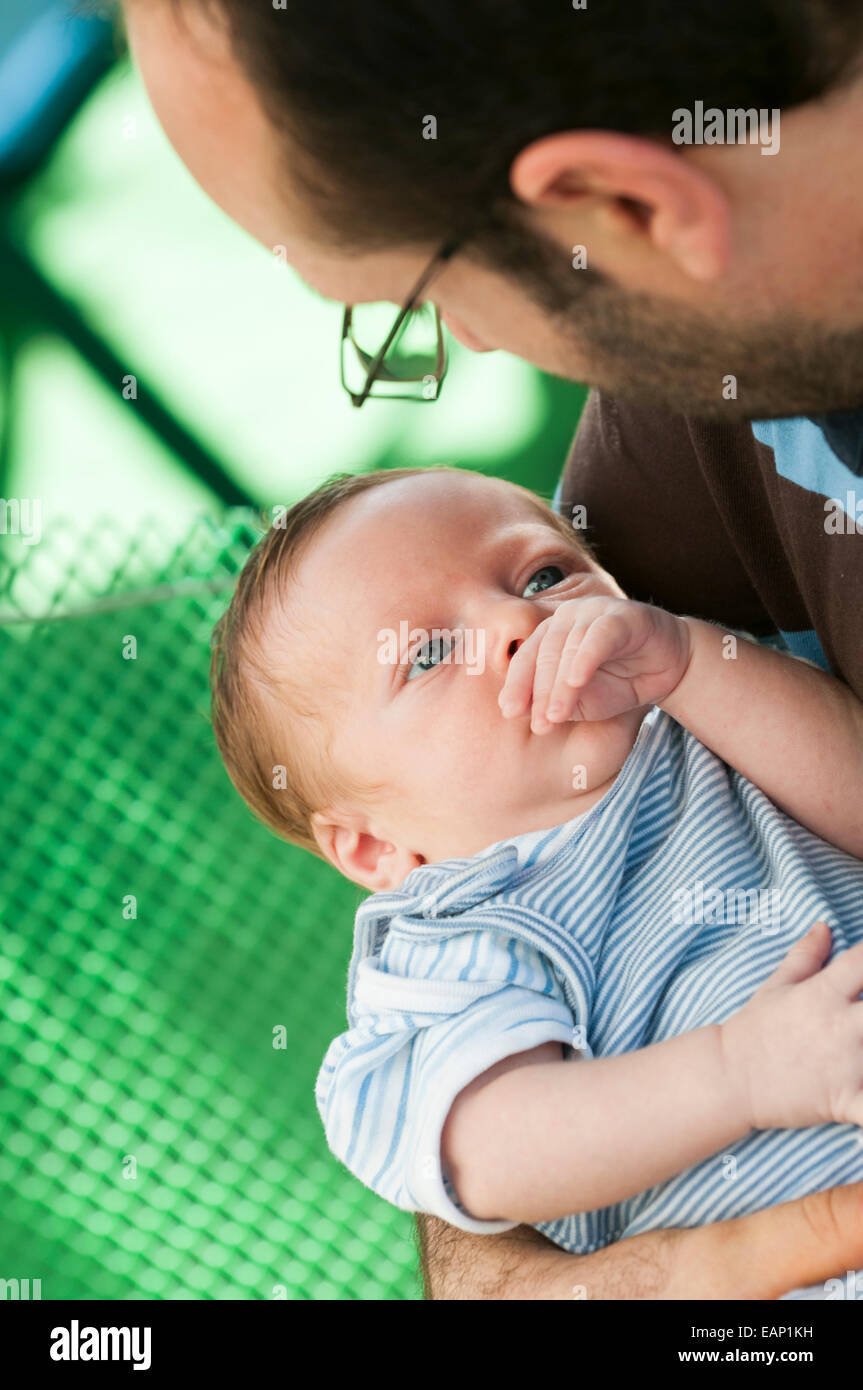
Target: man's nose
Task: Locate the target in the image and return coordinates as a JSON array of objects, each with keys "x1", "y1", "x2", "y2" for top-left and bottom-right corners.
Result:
[{"x1": 439, "y1": 311, "x2": 494, "y2": 353}]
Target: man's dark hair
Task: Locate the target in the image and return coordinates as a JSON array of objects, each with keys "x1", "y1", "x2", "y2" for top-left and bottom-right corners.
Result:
[{"x1": 172, "y1": 0, "x2": 863, "y2": 296}]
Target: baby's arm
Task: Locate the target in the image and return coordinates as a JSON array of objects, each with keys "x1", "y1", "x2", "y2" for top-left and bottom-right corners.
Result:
[
  {"x1": 443, "y1": 925, "x2": 863, "y2": 1225},
  {"x1": 443, "y1": 1025, "x2": 742, "y2": 1223},
  {"x1": 659, "y1": 616, "x2": 863, "y2": 859},
  {"x1": 502, "y1": 595, "x2": 863, "y2": 859}
]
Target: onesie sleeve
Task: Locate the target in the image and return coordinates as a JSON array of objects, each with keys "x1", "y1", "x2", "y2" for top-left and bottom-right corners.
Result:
[{"x1": 315, "y1": 925, "x2": 579, "y2": 1233}]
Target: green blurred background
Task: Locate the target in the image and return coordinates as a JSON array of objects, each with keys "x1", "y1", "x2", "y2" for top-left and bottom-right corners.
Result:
[{"x1": 0, "y1": 6, "x2": 586, "y2": 1299}]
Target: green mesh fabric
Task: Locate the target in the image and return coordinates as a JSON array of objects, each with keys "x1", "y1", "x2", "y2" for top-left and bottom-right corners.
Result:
[{"x1": 0, "y1": 512, "x2": 420, "y2": 1300}]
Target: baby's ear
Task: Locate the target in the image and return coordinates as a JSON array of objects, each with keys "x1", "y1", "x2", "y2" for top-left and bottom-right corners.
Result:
[{"x1": 310, "y1": 812, "x2": 423, "y2": 891}]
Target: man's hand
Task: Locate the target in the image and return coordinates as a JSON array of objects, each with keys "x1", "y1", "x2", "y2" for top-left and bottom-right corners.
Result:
[
  {"x1": 497, "y1": 596, "x2": 691, "y2": 731},
  {"x1": 417, "y1": 1180, "x2": 863, "y2": 1299}
]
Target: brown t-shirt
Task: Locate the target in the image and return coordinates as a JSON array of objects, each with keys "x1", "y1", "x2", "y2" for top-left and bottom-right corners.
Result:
[{"x1": 557, "y1": 391, "x2": 863, "y2": 700}]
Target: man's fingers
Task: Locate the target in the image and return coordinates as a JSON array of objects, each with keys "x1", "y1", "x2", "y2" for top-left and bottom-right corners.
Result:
[{"x1": 671, "y1": 1182, "x2": 863, "y2": 1300}]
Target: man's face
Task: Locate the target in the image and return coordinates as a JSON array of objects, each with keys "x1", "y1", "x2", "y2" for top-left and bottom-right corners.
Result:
[
  {"x1": 124, "y1": 0, "x2": 863, "y2": 416},
  {"x1": 285, "y1": 470, "x2": 644, "y2": 870}
]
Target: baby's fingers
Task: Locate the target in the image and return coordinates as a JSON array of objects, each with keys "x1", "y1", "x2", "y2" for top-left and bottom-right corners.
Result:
[
  {"x1": 565, "y1": 610, "x2": 631, "y2": 689},
  {"x1": 532, "y1": 618, "x2": 597, "y2": 728},
  {"x1": 498, "y1": 622, "x2": 546, "y2": 716},
  {"x1": 823, "y1": 937, "x2": 863, "y2": 999},
  {"x1": 543, "y1": 622, "x2": 595, "y2": 723},
  {"x1": 530, "y1": 621, "x2": 580, "y2": 729}
]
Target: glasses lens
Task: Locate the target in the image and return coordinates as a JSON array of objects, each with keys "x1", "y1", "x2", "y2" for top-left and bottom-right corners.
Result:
[{"x1": 343, "y1": 302, "x2": 445, "y2": 399}]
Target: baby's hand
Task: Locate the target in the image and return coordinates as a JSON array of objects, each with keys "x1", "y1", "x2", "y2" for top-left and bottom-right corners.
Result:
[
  {"x1": 720, "y1": 922, "x2": 863, "y2": 1131},
  {"x1": 498, "y1": 595, "x2": 692, "y2": 730}
]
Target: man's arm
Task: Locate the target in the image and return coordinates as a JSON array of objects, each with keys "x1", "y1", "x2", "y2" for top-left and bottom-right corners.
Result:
[{"x1": 417, "y1": 1181, "x2": 863, "y2": 1300}]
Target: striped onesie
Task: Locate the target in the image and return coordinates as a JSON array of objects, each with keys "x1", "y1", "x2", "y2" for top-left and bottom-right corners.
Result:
[{"x1": 316, "y1": 705, "x2": 863, "y2": 1296}]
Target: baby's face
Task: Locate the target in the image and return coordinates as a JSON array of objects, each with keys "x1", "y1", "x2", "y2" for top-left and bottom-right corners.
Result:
[{"x1": 292, "y1": 470, "x2": 646, "y2": 880}]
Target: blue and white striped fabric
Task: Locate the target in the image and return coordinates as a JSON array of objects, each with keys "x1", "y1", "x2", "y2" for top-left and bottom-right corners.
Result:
[{"x1": 316, "y1": 706, "x2": 863, "y2": 1264}]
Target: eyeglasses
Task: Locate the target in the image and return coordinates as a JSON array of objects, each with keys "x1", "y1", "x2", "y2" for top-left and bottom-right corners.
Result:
[{"x1": 340, "y1": 238, "x2": 461, "y2": 407}]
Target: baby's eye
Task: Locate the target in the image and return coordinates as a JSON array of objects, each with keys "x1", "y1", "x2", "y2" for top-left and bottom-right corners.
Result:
[
  {"x1": 405, "y1": 634, "x2": 455, "y2": 681},
  {"x1": 522, "y1": 564, "x2": 566, "y2": 597}
]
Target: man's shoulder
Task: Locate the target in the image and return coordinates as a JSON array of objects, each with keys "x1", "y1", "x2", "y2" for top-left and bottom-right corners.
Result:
[
  {"x1": 567, "y1": 389, "x2": 768, "y2": 470},
  {"x1": 567, "y1": 392, "x2": 863, "y2": 489},
  {"x1": 556, "y1": 391, "x2": 778, "y2": 636},
  {"x1": 556, "y1": 391, "x2": 863, "y2": 700},
  {"x1": 752, "y1": 413, "x2": 863, "y2": 509}
]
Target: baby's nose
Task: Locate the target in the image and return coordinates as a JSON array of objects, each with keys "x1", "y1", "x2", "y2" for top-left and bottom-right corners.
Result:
[{"x1": 489, "y1": 634, "x2": 523, "y2": 678}]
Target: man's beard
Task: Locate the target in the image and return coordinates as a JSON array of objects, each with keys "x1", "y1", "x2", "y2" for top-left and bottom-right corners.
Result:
[
  {"x1": 556, "y1": 279, "x2": 863, "y2": 420},
  {"x1": 488, "y1": 218, "x2": 863, "y2": 419}
]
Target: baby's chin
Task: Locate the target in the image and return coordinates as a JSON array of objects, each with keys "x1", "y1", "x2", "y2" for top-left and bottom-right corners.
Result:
[
  {"x1": 558, "y1": 704, "x2": 648, "y2": 798},
  {"x1": 472, "y1": 711, "x2": 653, "y2": 850},
  {"x1": 418, "y1": 707, "x2": 650, "y2": 867},
  {"x1": 465, "y1": 706, "x2": 648, "y2": 853}
]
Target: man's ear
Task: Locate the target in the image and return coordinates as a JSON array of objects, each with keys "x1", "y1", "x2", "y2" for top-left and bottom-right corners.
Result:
[
  {"x1": 510, "y1": 130, "x2": 730, "y2": 283},
  {"x1": 311, "y1": 812, "x2": 425, "y2": 892}
]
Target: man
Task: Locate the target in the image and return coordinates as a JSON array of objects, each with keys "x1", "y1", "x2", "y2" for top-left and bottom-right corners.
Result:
[{"x1": 120, "y1": 0, "x2": 863, "y2": 1297}]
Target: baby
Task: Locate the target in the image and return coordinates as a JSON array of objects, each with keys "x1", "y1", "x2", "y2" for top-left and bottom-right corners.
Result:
[{"x1": 210, "y1": 464, "x2": 863, "y2": 1297}]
